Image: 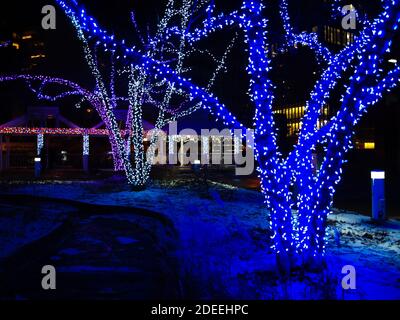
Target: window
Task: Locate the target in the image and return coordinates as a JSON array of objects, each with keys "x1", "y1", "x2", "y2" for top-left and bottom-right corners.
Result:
[{"x1": 364, "y1": 142, "x2": 375, "y2": 150}]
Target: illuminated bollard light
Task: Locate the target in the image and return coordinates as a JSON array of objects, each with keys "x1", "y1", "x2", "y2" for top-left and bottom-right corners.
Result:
[
  {"x1": 371, "y1": 171, "x2": 386, "y2": 222},
  {"x1": 192, "y1": 159, "x2": 201, "y2": 179},
  {"x1": 34, "y1": 157, "x2": 42, "y2": 178},
  {"x1": 193, "y1": 159, "x2": 201, "y2": 171}
]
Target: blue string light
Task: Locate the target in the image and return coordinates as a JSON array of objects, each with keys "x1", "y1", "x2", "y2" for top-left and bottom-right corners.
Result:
[{"x1": 54, "y1": 0, "x2": 400, "y2": 260}]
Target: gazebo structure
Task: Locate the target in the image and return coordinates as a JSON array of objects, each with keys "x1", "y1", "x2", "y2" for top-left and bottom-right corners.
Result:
[
  {"x1": 0, "y1": 106, "x2": 248, "y2": 177},
  {"x1": 0, "y1": 106, "x2": 155, "y2": 175}
]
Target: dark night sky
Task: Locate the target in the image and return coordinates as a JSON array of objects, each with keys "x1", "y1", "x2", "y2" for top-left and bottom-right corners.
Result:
[
  {"x1": 0, "y1": 1, "x2": 357, "y2": 108},
  {"x1": 0, "y1": 0, "x2": 257, "y2": 128},
  {"x1": 0, "y1": 0, "x2": 249, "y2": 81},
  {"x1": 0, "y1": 0, "x2": 398, "y2": 128}
]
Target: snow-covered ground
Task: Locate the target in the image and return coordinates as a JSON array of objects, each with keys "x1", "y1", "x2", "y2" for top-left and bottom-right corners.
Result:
[{"x1": 0, "y1": 179, "x2": 399, "y2": 299}]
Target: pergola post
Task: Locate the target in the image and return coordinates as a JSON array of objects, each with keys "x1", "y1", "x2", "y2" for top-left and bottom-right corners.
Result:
[
  {"x1": 234, "y1": 136, "x2": 241, "y2": 156},
  {"x1": 180, "y1": 136, "x2": 185, "y2": 166},
  {"x1": 83, "y1": 134, "x2": 89, "y2": 173},
  {"x1": 201, "y1": 136, "x2": 210, "y2": 165},
  {"x1": 157, "y1": 134, "x2": 167, "y2": 165},
  {"x1": 37, "y1": 133, "x2": 44, "y2": 155},
  {"x1": 35, "y1": 133, "x2": 44, "y2": 178},
  {"x1": 168, "y1": 135, "x2": 177, "y2": 165},
  {"x1": 233, "y1": 135, "x2": 242, "y2": 167}
]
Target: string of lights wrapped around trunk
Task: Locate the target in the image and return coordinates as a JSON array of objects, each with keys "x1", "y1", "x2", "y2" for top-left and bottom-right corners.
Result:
[{"x1": 53, "y1": 0, "x2": 400, "y2": 263}]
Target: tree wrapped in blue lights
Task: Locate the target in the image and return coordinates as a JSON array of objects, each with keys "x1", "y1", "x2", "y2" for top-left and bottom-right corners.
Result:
[{"x1": 54, "y1": 0, "x2": 400, "y2": 265}]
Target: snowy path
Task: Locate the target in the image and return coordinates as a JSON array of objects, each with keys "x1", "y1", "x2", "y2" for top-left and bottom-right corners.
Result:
[{"x1": 0, "y1": 195, "x2": 180, "y2": 299}]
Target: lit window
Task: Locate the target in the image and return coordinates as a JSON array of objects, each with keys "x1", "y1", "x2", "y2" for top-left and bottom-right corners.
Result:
[
  {"x1": 30, "y1": 54, "x2": 46, "y2": 59},
  {"x1": 364, "y1": 142, "x2": 375, "y2": 150}
]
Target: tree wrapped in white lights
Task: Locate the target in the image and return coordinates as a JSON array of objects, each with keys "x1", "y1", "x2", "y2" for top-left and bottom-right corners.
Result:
[
  {"x1": 55, "y1": 0, "x2": 400, "y2": 266},
  {"x1": 63, "y1": 0, "x2": 234, "y2": 188}
]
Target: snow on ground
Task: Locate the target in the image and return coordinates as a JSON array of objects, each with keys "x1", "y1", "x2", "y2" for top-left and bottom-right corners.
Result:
[
  {"x1": 0, "y1": 179, "x2": 399, "y2": 299},
  {"x1": 325, "y1": 211, "x2": 400, "y2": 299}
]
